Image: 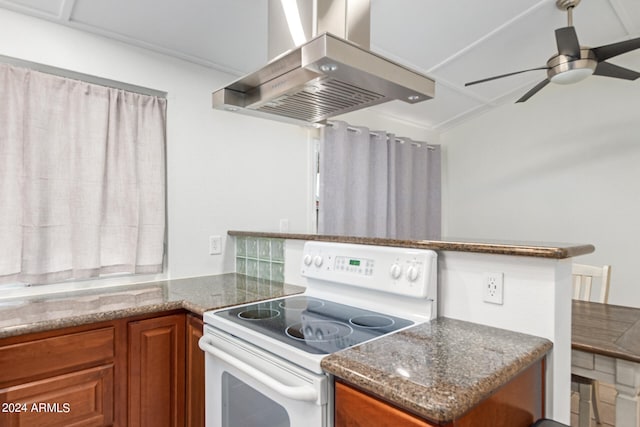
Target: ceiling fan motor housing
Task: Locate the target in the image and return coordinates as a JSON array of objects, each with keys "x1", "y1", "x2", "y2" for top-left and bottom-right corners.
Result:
[{"x1": 547, "y1": 49, "x2": 597, "y2": 84}]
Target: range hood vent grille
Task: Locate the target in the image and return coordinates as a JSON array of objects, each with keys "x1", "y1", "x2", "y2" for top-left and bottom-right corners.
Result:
[{"x1": 257, "y1": 78, "x2": 385, "y2": 122}]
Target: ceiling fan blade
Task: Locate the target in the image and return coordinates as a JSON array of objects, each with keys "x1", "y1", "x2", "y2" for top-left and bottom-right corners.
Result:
[
  {"x1": 593, "y1": 61, "x2": 640, "y2": 80},
  {"x1": 465, "y1": 66, "x2": 549, "y2": 87},
  {"x1": 555, "y1": 26, "x2": 581, "y2": 58},
  {"x1": 592, "y1": 37, "x2": 640, "y2": 61},
  {"x1": 516, "y1": 79, "x2": 550, "y2": 103}
]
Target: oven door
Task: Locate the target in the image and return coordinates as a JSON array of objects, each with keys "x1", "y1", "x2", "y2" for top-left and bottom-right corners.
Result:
[{"x1": 199, "y1": 325, "x2": 330, "y2": 427}]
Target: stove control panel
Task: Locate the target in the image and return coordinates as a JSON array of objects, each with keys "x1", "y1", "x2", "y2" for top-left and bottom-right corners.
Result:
[{"x1": 301, "y1": 242, "x2": 437, "y2": 298}]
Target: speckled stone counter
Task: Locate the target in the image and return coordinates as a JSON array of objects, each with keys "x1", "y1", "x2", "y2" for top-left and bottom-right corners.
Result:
[
  {"x1": 228, "y1": 230, "x2": 594, "y2": 259},
  {"x1": 321, "y1": 318, "x2": 552, "y2": 423},
  {"x1": 0, "y1": 274, "x2": 305, "y2": 339}
]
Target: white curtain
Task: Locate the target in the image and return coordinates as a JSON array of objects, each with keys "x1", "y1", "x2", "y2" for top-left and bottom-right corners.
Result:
[
  {"x1": 318, "y1": 121, "x2": 441, "y2": 240},
  {"x1": 0, "y1": 63, "x2": 166, "y2": 285}
]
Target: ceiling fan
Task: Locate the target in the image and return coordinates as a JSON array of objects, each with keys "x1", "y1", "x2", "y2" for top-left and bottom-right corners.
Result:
[{"x1": 465, "y1": 0, "x2": 640, "y2": 102}]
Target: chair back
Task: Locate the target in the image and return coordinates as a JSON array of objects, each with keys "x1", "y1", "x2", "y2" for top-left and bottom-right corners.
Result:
[{"x1": 572, "y1": 263, "x2": 611, "y2": 304}]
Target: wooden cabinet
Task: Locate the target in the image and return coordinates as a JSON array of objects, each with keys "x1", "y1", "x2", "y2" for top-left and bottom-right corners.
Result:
[
  {"x1": 0, "y1": 325, "x2": 118, "y2": 427},
  {"x1": 1, "y1": 365, "x2": 114, "y2": 427},
  {"x1": 0, "y1": 310, "x2": 206, "y2": 427},
  {"x1": 128, "y1": 313, "x2": 186, "y2": 427},
  {"x1": 335, "y1": 359, "x2": 544, "y2": 427},
  {"x1": 186, "y1": 314, "x2": 205, "y2": 427},
  {"x1": 336, "y1": 381, "x2": 437, "y2": 427}
]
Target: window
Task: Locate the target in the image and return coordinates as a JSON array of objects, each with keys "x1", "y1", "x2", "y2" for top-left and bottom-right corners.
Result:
[
  {"x1": 0, "y1": 62, "x2": 167, "y2": 285},
  {"x1": 318, "y1": 121, "x2": 441, "y2": 239}
]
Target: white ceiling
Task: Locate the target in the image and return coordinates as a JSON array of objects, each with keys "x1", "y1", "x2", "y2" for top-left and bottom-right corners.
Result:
[{"x1": 2, "y1": 0, "x2": 640, "y2": 131}]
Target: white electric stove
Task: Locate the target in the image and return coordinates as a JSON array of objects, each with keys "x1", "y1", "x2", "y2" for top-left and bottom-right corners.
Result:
[{"x1": 200, "y1": 241, "x2": 438, "y2": 427}]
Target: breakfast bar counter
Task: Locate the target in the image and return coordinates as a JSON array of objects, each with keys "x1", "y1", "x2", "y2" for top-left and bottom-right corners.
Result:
[{"x1": 228, "y1": 230, "x2": 594, "y2": 259}]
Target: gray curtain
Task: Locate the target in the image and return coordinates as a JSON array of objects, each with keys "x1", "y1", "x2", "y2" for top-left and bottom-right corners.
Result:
[
  {"x1": 0, "y1": 63, "x2": 166, "y2": 285},
  {"x1": 318, "y1": 121, "x2": 441, "y2": 240}
]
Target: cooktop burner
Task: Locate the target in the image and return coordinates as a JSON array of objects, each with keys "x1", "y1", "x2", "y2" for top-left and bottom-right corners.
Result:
[{"x1": 213, "y1": 295, "x2": 413, "y2": 354}]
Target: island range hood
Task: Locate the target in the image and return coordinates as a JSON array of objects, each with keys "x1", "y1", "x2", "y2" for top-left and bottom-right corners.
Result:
[{"x1": 212, "y1": 0, "x2": 435, "y2": 126}]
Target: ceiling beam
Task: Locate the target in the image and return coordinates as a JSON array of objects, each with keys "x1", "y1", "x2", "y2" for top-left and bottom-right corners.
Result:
[
  {"x1": 608, "y1": 0, "x2": 640, "y2": 35},
  {"x1": 425, "y1": 0, "x2": 549, "y2": 75}
]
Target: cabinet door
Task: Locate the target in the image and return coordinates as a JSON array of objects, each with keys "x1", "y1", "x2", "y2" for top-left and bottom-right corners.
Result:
[
  {"x1": 335, "y1": 382, "x2": 439, "y2": 427},
  {"x1": 128, "y1": 314, "x2": 185, "y2": 427},
  {"x1": 186, "y1": 314, "x2": 205, "y2": 427},
  {"x1": 0, "y1": 364, "x2": 114, "y2": 427}
]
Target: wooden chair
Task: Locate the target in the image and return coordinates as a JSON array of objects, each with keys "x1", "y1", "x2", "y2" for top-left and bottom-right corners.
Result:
[
  {"x1": 572, "y1": 264, "x2": 611, "y2": 305},
  {"x1": 571, "y1": 263, "x2": 612, "y2": 427}
]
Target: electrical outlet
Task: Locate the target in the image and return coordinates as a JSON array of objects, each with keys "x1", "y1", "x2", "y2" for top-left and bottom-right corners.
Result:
[
  {"x1": 483, "y1": 272, "x2": 504, "y2": 305},
  {"x1": 209, "y1": 235, "x2": 222, "y2": 255}
]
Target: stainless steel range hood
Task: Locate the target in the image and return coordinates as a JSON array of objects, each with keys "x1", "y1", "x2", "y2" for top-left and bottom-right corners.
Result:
[{"x1": 212, "y1": 0, "x2": 435, "y2": 126}]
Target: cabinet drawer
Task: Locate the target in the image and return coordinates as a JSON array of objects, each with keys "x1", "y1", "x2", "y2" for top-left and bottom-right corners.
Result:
[
  {"x1": 335, "y1": 382, "x2": 437, "y2": 427},
  {"x1": 0, "y1": 364, "x2": 114, "y2": 427},
  {"x1": 0, "y1": 327, "x2": 115, "y2": 385}
]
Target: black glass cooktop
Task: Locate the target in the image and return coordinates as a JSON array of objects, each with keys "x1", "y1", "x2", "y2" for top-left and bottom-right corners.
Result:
[{"x1": 213, "y1": 295, "x2": 413, "y2": 355}]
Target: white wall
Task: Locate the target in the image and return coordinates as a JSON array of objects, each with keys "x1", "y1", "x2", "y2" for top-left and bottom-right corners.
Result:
[
  {"x1": 0, "y1": 9, "x2": 314, "y2": 281},
  {"x1": 441, "y1": 75, "x2": 640, "y2": 308}
]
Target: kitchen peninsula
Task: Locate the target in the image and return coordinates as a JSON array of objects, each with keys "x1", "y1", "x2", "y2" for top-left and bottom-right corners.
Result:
[
  {"x1": 229, "y1": 230, "x2": 594, "y2": 424},
  {"x1": 1, "y1": 273, "x2": 552, "y2": 427}
]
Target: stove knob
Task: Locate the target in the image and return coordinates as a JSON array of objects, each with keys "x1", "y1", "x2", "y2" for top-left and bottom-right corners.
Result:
[
  {"x1": 303, "y1": 254, "x2": 313, "y2": 266},
  {"x1": 407, "y1": 266, "x2": 420, "y2": 282},
  {"x1": 313, "y1": 255, "x2": 324, "y2": 267},
  {"x1": 390, "y1": 263, "x2": 402, "y2": 280}
]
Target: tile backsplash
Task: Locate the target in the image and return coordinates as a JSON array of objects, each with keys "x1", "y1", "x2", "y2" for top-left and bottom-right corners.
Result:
[{"x1": 235, "y1": 237, "x2": 285, "y2": 282}]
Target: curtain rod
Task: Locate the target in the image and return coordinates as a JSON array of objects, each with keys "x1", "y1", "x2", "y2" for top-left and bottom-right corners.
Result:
[
  {"x1": 326, "y1": 121, "x2": 437, "y2": 150},
  {"x1": 0, "y1": 55, "x2": 167, "y2": 98}
]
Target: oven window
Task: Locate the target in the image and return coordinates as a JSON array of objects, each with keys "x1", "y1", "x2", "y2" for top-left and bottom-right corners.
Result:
[{"x1": 222, "y1": 372, "x2": 290, "y2": 427}]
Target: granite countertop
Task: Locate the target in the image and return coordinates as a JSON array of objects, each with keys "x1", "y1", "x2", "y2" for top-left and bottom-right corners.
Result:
[
  {"x1": 0, "y1": 273, "x2": 305, "y2": 339},
  {"x1": 228, "y1": 230, "x2": 594, "y2": 259},
  {"x1": 321, "y1": 318, "x2": 552, "y2": 423}
]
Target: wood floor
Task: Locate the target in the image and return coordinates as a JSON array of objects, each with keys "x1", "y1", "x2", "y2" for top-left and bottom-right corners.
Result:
[{"x1": 570, "y1": 382, "x2": 616, "y2": 427}]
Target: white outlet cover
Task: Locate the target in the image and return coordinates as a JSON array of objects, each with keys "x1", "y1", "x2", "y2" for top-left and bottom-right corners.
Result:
[{"x1": 483, "y1": 272, "x2": 504, "y2": 305}]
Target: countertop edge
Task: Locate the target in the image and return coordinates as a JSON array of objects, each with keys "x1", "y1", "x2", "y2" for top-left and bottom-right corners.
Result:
[
  {"x1": 228, "y1": 231, "x2": 595, "y2": 259},
  {"x1": 0, "y1": 302, "x2": 186, "y2": 339}
]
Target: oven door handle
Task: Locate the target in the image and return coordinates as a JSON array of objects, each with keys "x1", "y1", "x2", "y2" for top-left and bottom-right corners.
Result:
[{"x1": 199, "y1": 336, "x2": 319, "y2": 402}]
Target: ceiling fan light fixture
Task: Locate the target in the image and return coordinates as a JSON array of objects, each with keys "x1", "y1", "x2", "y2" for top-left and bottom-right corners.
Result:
[
  {"x1": 550, "y1": 67, "x2": 594, "y2": 84},
  {"x1": 547, "y1": 49, "x2": 597, "y2": 84}
]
